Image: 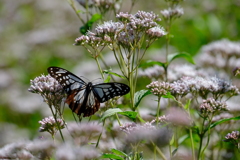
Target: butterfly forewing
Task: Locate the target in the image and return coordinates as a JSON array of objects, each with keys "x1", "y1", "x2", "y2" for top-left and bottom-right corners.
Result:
[
  {"x1": 47, "y1": 66, "x2": 130, "y2": 117},
  {"x1": 48, "y1": 67, "x2": 86, "y2": 94},
  {"x1": 92, "y1": 83, "x2": 130, "y2": 103}
]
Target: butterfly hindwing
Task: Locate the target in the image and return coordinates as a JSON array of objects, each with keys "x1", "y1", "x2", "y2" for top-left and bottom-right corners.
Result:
[
  {"x1": 65, "y1": 87, "x2": 100, "y2": 117},
  {"x1": 47, "y1": 66, "x2": 130, "y2": 117}
]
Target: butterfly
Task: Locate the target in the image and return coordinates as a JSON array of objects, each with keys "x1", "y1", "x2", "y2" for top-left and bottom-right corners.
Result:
[{"x1": 48, "y1": 67, "x2": 130, "y2": 117}]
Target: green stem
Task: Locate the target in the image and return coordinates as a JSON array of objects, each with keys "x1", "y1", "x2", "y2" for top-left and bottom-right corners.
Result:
[
  {"x1": 200, "y1": 116, "x2": 213, "y2": 159},
  {"x1": 198, "y1": 118, "x2": 206, "y2": 160},
  {"x1": 115, "y1": 113, "x2": 122, "y2": 126},
  {"x1": 187, "y1": 104, "x2": 195, "y2": 160},
  {"x1": 156, "y1": 96, "x2": 161, "y2": 124},
  {"x1": 95, "y1": 57, "x2": 105, "y2": 80},
  {"x1": 151, "y1": 141, "x2": 167, "y2": 160},
  {"x1": 189, "y1": 128, "x2": 196, "y2": 160},
  {"x1": 200, "y1": 127, "x2": 210, "y2": 160},
  {"x1": 169, "y1": 143, "x2": 172, "y2": 159},
  {"x1": 49, "y1": 105, "x2": 65, "y2": 142},
  {"x1": 96, "y1": 120, "x2": 105, "y2": 148},
  {"x1": 66, "y1": 0, "x2": 85, "y2": 24}
]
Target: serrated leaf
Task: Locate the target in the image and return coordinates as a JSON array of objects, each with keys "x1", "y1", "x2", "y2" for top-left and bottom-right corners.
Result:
[
  {"x1": 118, "y1": 111, "x2": 137, "y2": 121},
  {"x1": 100, "y1": 108, "x2": 123, "y2": 122},
  {"x1": 101, "y1": 153, "x2": 124, "y2": 160},
  {"x1": 134, "y1": 90, "x2": 151, "y2": 108},
  {"x1": 168, "y1": 52, "x2": 195, "y2": 64},
  {"x1": 111, "y1": 149, "x2": 128, "y2": 157}
]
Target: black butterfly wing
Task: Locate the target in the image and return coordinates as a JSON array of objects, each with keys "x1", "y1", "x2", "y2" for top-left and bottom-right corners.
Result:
[
  {"x1": 92, "y1": 82, "x2": 130, "y2": 103},
  {"x1": 48, "y1": 67, "x2": 86, "y2": 94},
  {"x1": 48, "y1": 67, "x2": 100, "y2": 117}
]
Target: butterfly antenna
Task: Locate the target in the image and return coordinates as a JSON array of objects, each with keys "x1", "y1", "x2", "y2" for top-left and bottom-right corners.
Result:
[
  {"x1": 80, "y1": 76, "x2": 90, "y2": 83},
  {"x1": 92, "y1": 78, "x2": 103, "y2": 84}
]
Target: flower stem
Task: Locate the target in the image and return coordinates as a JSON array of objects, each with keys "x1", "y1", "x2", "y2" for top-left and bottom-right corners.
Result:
[{"x1": 49, "y1": 105, "x2": 65, "y2": 142}]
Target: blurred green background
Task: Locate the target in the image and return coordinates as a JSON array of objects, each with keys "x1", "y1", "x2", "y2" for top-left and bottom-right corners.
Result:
[{"x1": 0, "y1": 0, "x2": 239, "y2": 146}]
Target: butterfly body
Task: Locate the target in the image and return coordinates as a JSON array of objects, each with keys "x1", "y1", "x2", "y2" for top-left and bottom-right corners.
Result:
[{"x1": 48, "y1": 67, "x2": 130, "y2": 117}]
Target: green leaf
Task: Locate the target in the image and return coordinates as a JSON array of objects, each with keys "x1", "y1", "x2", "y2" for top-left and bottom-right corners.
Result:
[
  {"x1": 103, "y1": 70, "x2": 126, "y2": 79},
  {"x1": 88, "y1": 14, "x2": 102, "y2": 25},
  {"x1": 209, "y1": 116, "x2": 240, "y2": 130},
  {"x1": 139, "y1": 60, "x2": 166, "y2": 69},
  {"x1": 101, "y1": 153, "x2": 124, "y2": 160},
  {"x1": 76, "y1": 9, "x2": 82, "y2": 13},
  {"x1": 111, "y1": 148, "x2": 128, "y2": 157},
  {"x1": 100, "y1": 108, "x2": 123, "y2": 122},
  {"x1": 137, "y1": 114, "x2": 146, "y2": 123},
  {"x1": 169, "y1": 134, "x2": 175, "y2": 145},
  {"x1": 178, "y1": 134, "x2": 189, "y2": 144},
  {"x1": 167, "y1": 52, "x2": 195, "y2": 64},
  {"x1": 162, "y1": 92, "x2": 175, "y2": 100},
  {"x1": 184, "y1": 99, "x2": 192, "y2": 110},
  {"x1": 118, "y1": 111, "x2": 138, "y2": 121},
  {"x1": 79, "y1": 25, "x2": 89, "y2": 35},
  {"x1": 134, "y1": 90, "x2": 151, "y2": 108},
  {"x1": 104, "y1": 74, "x2": 111, "y2": 83},
  {"x1": 80, "y1": 14, "x2": 102, "y2": 34}
]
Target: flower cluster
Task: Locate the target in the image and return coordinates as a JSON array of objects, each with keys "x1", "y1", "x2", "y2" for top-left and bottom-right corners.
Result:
[
  {"x1": 76, "y1": 0, "x2": 117, "y2": 11},
  {"x1": 153, "y1": 107, "x2": 192, "y2": 126},
  {"x1": 146, "y1": 81, "x2": 172, "y2": 97},
  {"x1": 200, "y1": 98, "x2": 228, "y2": 117},
  {"x1": 75, "y1": 11, "x2": 166, "y2": 48},
  {"x1": 225, "y1": 131, "x2": 240, "y2": 141},
  {"x1": 28, "y1": 74, "x2": 65, "y2": 106},
  {"x1": 173, "y1": 76, "x2": 239, "y2": 98},
  {"x1": 170, "y1": 80, "x2": 190, "y2": 97},
  {"x1": 139, "y1": 65, "x2": 165, "y2": 80},
  {"x1": 120, "y1": 122, "x2": 171, "y2": 147},
  {"x1": 120, "y1": 122, "x2": 156, "y2": 134},
  {"x1": 146, "y1": 26, "x2": 166, "y2": 38},
  {"x1": 147, "y1": 76, "x2": 239, "y2": 99},
  {"x1": 233, "y1": 67, "x2": 240, "y2": 76},
  {"x1": 74, "y1": 32, "x2": 106, "y2": 47},
  {"x1": 55, "y1": 144, "x2": 100, "y2": 160},
  {"x1": 39, "y1": 116, "x2": 65, "y2": 136},
  {"x1": 0, "y1": 140, "x2": 55, "y2": 159},
  {"x1": 160, "y1": 6, "x2": 184, "y2": 19},
  {"x1": 28, "y1": 74, "x2": 63, "y2": 94},
  {"x1": 168, "y1": 64, "x2": 208, "y2": 81},
  {"x1": 197, "y1": 39, "x2": 240, "y2": 72},
  {"x1": 68, "y1": 122, "x2": 103, "y2": 145},
  {"x1": 224, "y1": 131, "x2": 240, "y2": 148}
]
